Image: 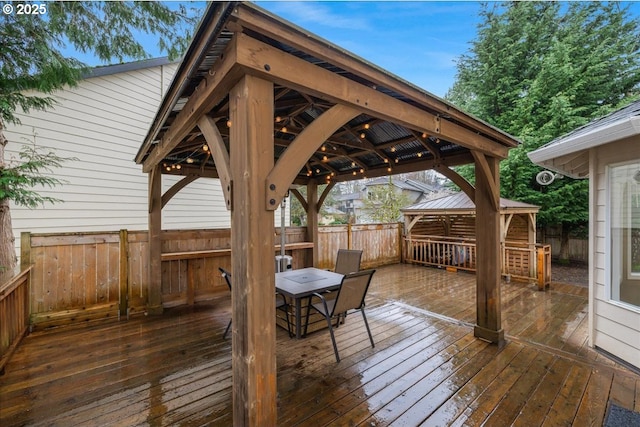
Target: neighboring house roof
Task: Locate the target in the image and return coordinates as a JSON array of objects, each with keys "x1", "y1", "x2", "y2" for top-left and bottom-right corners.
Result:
[
  {"x1": 334, "y1": 192, "x2": 364, "y2": 202},
  {"x1": 88, "y1": 57, "x2": 175, "y2": 78},
  {"x1": 402, "y1": 191, "x2": 539, "y2": 215},
  {"x1": 322, "y1": 206, "x2": 347, "y2": 215},
  {"x1": 365, "y1": 177, "x2": 439, "y2": 193},
  {"x1": 528, "y1": 100, "x2": 640, "y2": 178}
]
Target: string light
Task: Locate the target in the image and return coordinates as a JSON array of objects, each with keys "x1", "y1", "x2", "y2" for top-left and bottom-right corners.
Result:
[
  {"x1": 364, "y1": 123, "x2": 370, "y2": 129},
  {"x1": 321, "y1": 145, "x2": 326, "y2": 152},
  {"x1": 203, "y1": 144, "x2": 209, "y2": 152},
  {"x1": 186, "y1": 158, "x2": 194, "y2": 164},
  {"x1": 226, "y1": 120, "x2": 232, "y2": 128},
  {"x1": 323, "y1": 155, "x2": 328, "y2": 161},
  {"x1": 417, "y1": 152, "x2": 423, "y2": 158},
  {"x1": 275, "y1": 116, "x2": 282, "y2": 123},
  {"x1": 390, "y1": 146, "x2": 396, "y2": 152},
  {"x1": 360, "y1": 133, "x2": 365, "y2": 139},
  {"x1": 422, "y1": 132, "x2": 427, "y2": 138}
]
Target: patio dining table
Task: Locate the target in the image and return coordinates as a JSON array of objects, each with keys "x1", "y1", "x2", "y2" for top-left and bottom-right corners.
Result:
[{"x1": 275, "y1": 267, "x2": 344, "y2": 339}]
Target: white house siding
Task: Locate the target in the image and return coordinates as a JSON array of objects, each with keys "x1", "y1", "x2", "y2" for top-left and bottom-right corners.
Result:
[
  {"x1": 4, "y1": 60, "x2": 232, "y2": 262},
  {"x1": 591, "y1": 136, "x2": 640, "y2": 369}
]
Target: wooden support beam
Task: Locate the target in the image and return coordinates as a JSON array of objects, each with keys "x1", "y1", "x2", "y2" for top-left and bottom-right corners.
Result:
[
  {"x1": 235, "y1": 33, "x2": 510, "y2": 159},
  {"x1": 266, "y1": 104, "x2": 360, "y2": 210},
  {"x1": 136, "y1": 1, "x2": 237, "y2": 164},
  {"x1": 198, "y1": 116, "x2": 232, "y2": 210},
  {"x1": 142, "y1": 37, "x2": 242, "y2": 173},
  {"x1": 229, "y1": 75, "x2": 277, "y2": 426},
  {"x1": 232, "y1": 6, "x2": 517, "y2": 148},
  {"x1": 473, "y1": 154, "x2": 504, "y2": 346},
  {"x1": 147, "y1": 165, "x2": 163, "y2": 315},
  {"x1": 306, "y1": 180, "x2": 319, "y2": 266}
]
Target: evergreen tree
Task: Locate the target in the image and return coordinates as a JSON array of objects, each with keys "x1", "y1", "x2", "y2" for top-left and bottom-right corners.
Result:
[
  {"x1": 447, "y1": 1, "x2": 640, "y2": 262},
  {"x1": 0, "y1": 1, "x2": 199, "y2": 280}
]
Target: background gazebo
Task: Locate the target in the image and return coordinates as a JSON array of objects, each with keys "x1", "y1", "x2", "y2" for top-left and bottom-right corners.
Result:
[{"x1": 402, "y1": 192, "x2": 550, "y2": 287}]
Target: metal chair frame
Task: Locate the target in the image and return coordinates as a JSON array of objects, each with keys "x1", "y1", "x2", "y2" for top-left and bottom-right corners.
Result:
[{"x1": 303, "y1": 269, "x2": 376, "y2": 362}]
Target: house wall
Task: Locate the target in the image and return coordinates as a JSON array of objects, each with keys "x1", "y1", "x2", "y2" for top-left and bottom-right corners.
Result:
[
  {"x1": 592, "y1": 135, "x2": 640, "y2": 369},
  {"x1": 3, "y1": 60, "x2": 241, "y2": 264}
]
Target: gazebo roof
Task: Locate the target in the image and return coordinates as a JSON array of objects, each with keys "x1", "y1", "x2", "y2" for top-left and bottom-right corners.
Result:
[
  {"x1": 134, "y1": 1, "x2": 519, "y2": 186},
  {"x1": 402, "y1": 191, "x2": 539, "y2": 215}
]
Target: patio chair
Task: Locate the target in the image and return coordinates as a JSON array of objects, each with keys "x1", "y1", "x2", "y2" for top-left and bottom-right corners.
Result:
[
  {"x1": 219, "y1": 267, "x2": 292, "y2": 339},
  {"x1": 334, "y1": 249, "x2": 363, "y2": 275},
  {"x1": 303, "y1": 269, "x2": 376, "y2": 362}
]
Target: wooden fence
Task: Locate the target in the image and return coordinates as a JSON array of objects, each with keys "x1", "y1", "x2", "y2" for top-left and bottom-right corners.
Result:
[
  {"x1": 19, "y1": 224, "x2": 402, "y2": 330},
  {"x1": 404, "y1": 235, "x2": 551, "y2": 290},
  {"x1": 0, "y1": 267, "x2": 31, "y2": 374}
]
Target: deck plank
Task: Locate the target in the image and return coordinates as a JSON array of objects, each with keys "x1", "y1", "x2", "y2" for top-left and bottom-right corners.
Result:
[{"x1": 2, "y1": 263, "x2": 639, "y2": 427}]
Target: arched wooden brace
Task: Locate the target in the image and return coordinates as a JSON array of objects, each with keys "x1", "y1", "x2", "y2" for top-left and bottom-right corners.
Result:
[
  {"x1": 471, "y1": 151, "x2": 500, "y2": 211},
  {"x1": 290, "y1": 187, "x2": 307, "y2": 212},
  {"x1": 434, "y1": 164, "x2": 476, "y2": 202},
  {"x1": 161, "y1": 174, "x2": 199, "y2": 209},
  {"x1": 289, "y1": 181, "x2": 336, "y2": 216},
  {"x1": 198, "y1": 116, "x2": 232, "y2": 210},
  {"x1": 265, "y1": 104, "x2": 361, "y2": 210}
]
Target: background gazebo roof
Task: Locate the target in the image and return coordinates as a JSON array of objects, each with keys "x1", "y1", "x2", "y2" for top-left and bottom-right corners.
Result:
[{"x1": 402, "y1": 191, "x2": 539, "y2": 215}]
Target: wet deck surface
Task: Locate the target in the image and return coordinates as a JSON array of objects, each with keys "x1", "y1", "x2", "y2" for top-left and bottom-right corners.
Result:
[{"x1": 2, "y1": 263, "x2": 639, "y2": 426}]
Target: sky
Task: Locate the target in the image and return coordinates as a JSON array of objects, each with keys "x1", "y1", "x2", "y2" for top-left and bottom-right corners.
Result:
[
  {"x1": 256, "y1": 1, "x2": 483, "y2": 97},
  {"x1": 69, "y1": 1, "x2": 640, "y2": 99}
]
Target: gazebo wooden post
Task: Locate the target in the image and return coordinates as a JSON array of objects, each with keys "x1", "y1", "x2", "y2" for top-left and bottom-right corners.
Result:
[
  {"x1": 306, "y1": 179, "x2": 319, "y2": 267},
  {"x1": 473, "y1": 153, "x2": 505, "y2": 346},
  {"x1": 147, "y1": 164, "x2": 163, "y2": 315},
  {"x1": 229, "y1": 74, "x2": 277, "y2": 426}
]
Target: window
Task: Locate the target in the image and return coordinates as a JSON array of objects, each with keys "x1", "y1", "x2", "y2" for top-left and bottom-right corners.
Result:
[{"x1": 609, "y1": 162, "x2": 640, "y2": 309}]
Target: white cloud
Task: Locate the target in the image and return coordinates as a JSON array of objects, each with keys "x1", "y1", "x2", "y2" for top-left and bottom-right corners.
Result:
[{"x1": 261, "y1": 2, "x2": 370, "y2": 30}]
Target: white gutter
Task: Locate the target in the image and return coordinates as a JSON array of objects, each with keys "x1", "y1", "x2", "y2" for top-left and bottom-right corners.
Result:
[{"x1": 528, "y1": 116, "x2": 640, "y2": 166}]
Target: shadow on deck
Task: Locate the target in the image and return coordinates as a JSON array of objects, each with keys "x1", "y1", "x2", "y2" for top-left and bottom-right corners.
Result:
[{"x1": 1, "y1": 263, "x2": 639, "y2": 426}]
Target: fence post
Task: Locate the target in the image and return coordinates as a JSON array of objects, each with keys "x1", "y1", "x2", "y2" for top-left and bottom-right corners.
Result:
[
  {"x1": 119, "y1": 229, "x2": 129, "y2": 317},
  {"x1": 20, "y1": 232, "x2": 31, "y2": 271},
  {"x1": 20, "y1": 232, "x2": 32, "y2": 319},
  {"x1": 398, "y1": 222, "x2": 404, "y2": 263},
  {"x1": 347, "y1": 223, "x2": 352, "y2": 249}
]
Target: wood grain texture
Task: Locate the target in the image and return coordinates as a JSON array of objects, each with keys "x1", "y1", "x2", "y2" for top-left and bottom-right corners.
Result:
[{"x1": 2, "y1": 264, "x2": 638, "y2": 426}]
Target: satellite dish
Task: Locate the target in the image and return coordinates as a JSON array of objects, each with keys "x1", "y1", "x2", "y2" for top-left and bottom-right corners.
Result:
[{"x1": 536, "y1": 170, "x2": 556, "y2": 186}]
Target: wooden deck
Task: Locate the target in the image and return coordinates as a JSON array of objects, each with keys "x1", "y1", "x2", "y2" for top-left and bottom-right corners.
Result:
[{"x1": 1, "y1": 263, "x2": 639, "y2": 426}]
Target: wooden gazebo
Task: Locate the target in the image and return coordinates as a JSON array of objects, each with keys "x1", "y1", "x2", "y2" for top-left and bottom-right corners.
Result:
[
  {"x1": 134, "y1": 2, "x2": 520, "y2": 424},
  {"x1": 402, "y1": 192, "x2": 549, "y2": 286}
]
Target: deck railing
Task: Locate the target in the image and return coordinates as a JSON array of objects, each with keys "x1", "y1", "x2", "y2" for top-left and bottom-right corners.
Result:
[
  {"x1": 0, "y1": 267, "x2": 31, "y2": 374},
  {"x1": 404, "y1": 235, "x2": 551, "y2": 289}
]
